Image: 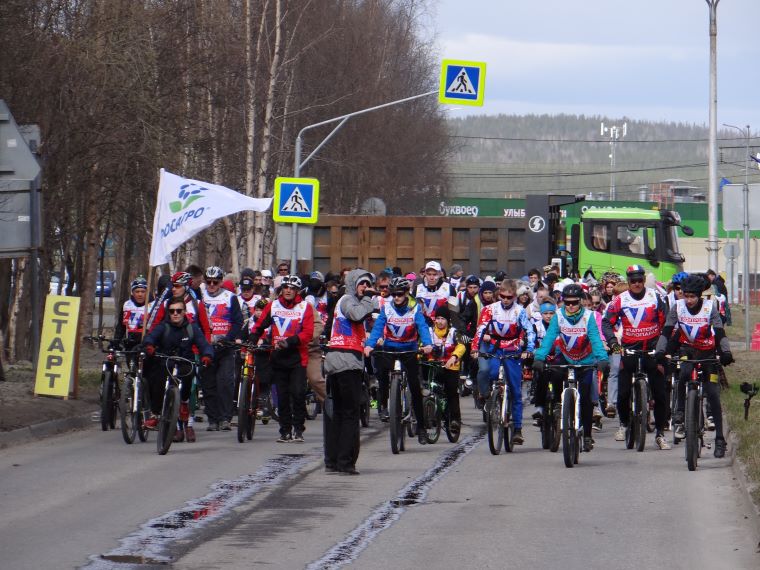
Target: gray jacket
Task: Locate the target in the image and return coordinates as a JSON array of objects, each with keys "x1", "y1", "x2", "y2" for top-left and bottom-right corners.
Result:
[{"x1": 324, "y1": 268, "x2": 375, "y2": 375}]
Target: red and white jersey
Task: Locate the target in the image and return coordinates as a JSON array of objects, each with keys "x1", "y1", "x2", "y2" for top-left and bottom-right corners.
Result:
[
  {"x1": 477, "y1": 301, "x2": 523, "y2": 351},
  {"x1": 382, "y1": 302, "x2": 421, "y2": 343},
  {"x1": 328, "y1": 298, "x2": 366, "y2": 353},
  {"x1": 556, "y1": 309, "x2": 593, "y2": 361},
  {"x1": 676, "y1": 299, "x2": 715, "y2": 351},
  {"x1": 238, "y1": 293, "x2": 262, "y2": 333},
  {"x1": 270, "y1": 298, "x2": 308, "y2": 344},
  {"x1": 607, "y1": 288, "x2": 663, "y2": 344},
  {"x1": 415, "y1": 281, "x2": 456, "y2": 319},
  {"x1": 203, "y1": 289, "x2": 237, "y2": 336},
  {"x1": 121, "y1": 299, "x2": 146, "y2": 334},
  {"x1": 306, "y1": 293, "x2": 330, "y2": 325}
]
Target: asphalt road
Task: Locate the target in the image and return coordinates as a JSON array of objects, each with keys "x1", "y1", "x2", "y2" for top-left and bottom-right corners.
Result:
[{"x1": 1, "y1": 401, "x2": 759, "y2": 570}]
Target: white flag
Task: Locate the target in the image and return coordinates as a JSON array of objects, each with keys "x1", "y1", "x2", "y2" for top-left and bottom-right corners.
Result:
[{"x1": 149, "y1": 169, "x2": 272, "y2": 266}]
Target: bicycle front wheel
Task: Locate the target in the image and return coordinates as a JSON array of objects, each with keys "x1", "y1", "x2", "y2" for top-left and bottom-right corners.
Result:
[
  {"x1": 137, "y1": 378, "x2": 150, "y2": 442},
  {"x1": 237, "y1": 377, "x2": 250, "y2": 443},
  {"x1": 389, "y1": 372, "x2": 403, "y2": 454},
  {"x1": 101, "y1": 371, "x2": 116, "y2": 431},
  {"x1": 487, "y1": 390, "x2": 503, "y2": 455},
  {"x1": 685, "y1": 388, "x2": 699, "y2": 471},
  {"x1": 157, "y1": 385, "x2": 180, "y2": 455},
  {"x1": 635, "y1": 378, "x2": 648, "y2": 452},
  {"x1": 562, "y1": 389, "x2": 576, "y2": 468},
  {"x1": 503, "y1": 388, "x2": 514, "y2": 453},
  {"x1": 120, "y1": 375, "x2": 137, "y2": 444},
  {"x1": 423, "y1": 396, "x2": 441, "y2": 444}
]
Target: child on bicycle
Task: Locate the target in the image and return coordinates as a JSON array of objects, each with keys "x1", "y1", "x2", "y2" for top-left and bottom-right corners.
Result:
[
  {"x1": 533, "y1": 284, "x2": 608, "y2": 452},
  {"x1": 530, "y1": 298, "x2": 558, "y2": 426},
  {"x1": 655, "y1": 274, "x2": 733, "y2": 458},
  {"x1": 474, "y1": 279, "x2": 536, "y2": 446},
  {"x1": 365, "y1": 276, "x2": 433, "y2": 445},
  {"x1": 426, "y1": 305, "x2": 466, "y2": 435}
]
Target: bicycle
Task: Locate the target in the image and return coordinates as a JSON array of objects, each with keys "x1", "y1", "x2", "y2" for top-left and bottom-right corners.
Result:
[
  {"x1": 545, "y1": 363, "x2": 595, "y2": 468},
  {"x1": 679, "y1": 357, "x2": 720, "y2": 471},
  {"x1": 622, "y1": 348, "x2": 655, "y2": 452},
  {"x1": 230, "y1": 342, "x2": 272, "y2": 443},
  {"x1": 84, "y1": 336, "x2": 130, "y2": 432},
  {"x1": 153, "y1": 354, "x2": 199, "y2": 455},
  {"x1": 119, "y1": 350, "x2": 151, "y2": 444},
  {"x1": 374, "y1": 350, "x2": 419, "y2": 454},
  {"x1": 536, "y1": 364, "x2": 561, "y2": 452},
  {"x1": 481, "y1": 352, "x2": 522, "y2": 455},
  {"x1": 420, "y1": 360, "x2": 460, "y2": 443}
]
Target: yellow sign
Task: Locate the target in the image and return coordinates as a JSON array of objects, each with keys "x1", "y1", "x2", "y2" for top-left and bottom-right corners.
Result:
[
  {"x1": 439, "y1": 59, "x2": 486, "y2": 106},
  {"x1": 273, "y1": 177, "x2": 320, "y2": 224},
  {"x1": 34, "y1": 295, "x2": 81, "y2": 398}
]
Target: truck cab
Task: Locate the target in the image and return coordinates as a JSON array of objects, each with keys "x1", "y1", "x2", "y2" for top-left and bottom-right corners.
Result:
[{"x1": 572, "y1": 207, "x2": 692, "y2": 282}]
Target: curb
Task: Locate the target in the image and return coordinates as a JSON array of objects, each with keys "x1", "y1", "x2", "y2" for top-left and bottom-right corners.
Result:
[{"x1": 0, "y1": 409, "x2": 98, "y2": 450}]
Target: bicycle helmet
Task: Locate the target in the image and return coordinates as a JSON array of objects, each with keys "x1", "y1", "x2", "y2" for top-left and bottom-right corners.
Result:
[
  {"x1": 626, "y1": 264, "x2": 646, "y2": 279},
  {"x1": 205, "y1": 266, "x2": 224, "y2": 280},
  {"x1": 671, "y1": 271, "x2": 688, "y2": 285},
  {"x1": 562, "y1": 283, "x2": 584, "y2": 300},
  {"x1": 389, "y1": 276, "x2": 410, "y2": 293},
  {"x1": 130, "y1": 276, "x2": 148, "y2": 291},
  {"x1": 171, "y1": 271, "x2": 192, "y2": 286},
  {"x1": 681, "y1": 274, "x2": 707, "y2": 296},
  {"x1": 280, "y1": 275, "x2": 302, "y2": 289}
]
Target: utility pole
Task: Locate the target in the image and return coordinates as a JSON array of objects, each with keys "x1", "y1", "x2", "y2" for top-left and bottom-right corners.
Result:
[
  {"x1": 706, "y1": 0, "x2": 720, "y2": 271},
  {"x1": 601, "y1": 122, "x2": 627, "y2": 201},
  {"x1": 723, "y1": 122, "x2": 751, "y2": 350}
]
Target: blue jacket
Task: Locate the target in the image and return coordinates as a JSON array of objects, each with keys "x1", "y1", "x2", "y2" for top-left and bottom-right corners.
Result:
[
  {"x1": 535, "y1": 307, "x2": 608, "y2": 365},
  {"x1": 366, "y1": 300, "x2": 432, "y2": 351}
]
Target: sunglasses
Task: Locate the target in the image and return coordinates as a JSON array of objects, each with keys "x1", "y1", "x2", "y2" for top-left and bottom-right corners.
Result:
[
  {"x1": 168, "y1": 308, "x2": 185, "y2": 315},
  {"x1": 392, "y1": 292, "x2": 406, "y2": 298},
  {"x1": 564, "y1": 299, "x2": 580, "y2": 306},
  {"x1": 206, "y1": 279, "x2": 220, "y2": 285},
  {"x1": 378, "y1": 285, "x2": 389, "y2": 290},
  {"x1": 499, "y1": 294, "x2": 514, "y2": 300},
  {"x1": 629, "y1": 277, "x2": 644, "y2": 284},
  {"x1": 673, "y1": 285, "x2": 682, "y2": 290},
  {"x1": 282, "y1": 284, "x2": 298, "y2": 290}
]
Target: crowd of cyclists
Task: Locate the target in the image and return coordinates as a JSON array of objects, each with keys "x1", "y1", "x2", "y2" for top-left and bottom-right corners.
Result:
[{"x1": 112, "y1": 257, "x2": 735, "y2": 474}]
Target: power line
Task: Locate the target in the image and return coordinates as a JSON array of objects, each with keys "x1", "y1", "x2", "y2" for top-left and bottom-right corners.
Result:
[
  {"x1": 448, "y1": 134, "x2": 758, "y2": 144},
  {"x1": 446, "y1": 162, "x2": 710, "y2": 179}
]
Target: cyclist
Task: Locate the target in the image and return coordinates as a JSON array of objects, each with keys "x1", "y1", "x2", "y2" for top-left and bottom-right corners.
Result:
[
  {"x1": 426, "y1": 305, "x2": 465, "y2": 435},
  {"x1": 414, "y1": 261, "x2": 458, "y2": 325},
  {"x1": 533, "y1": 284, "x2": 609, "y2": 451},
  {"x1": 474, "y1": 278, "x2": 536, "y2": 446},
  {"x1": 149, "y1": 272, "x2": 212, "y2": 341},
  {"x1": 323, "y1": 269, "x2": 376, "y2": 475},
  {"x1": 655, "y1": 274, "x2": 733, "y2": 458},
  {"x1": 603, "y1": 264, "x2": 670, "y2": 450},
  {"x1": 249, "y1": 275, "x2": 314, "y2": 443},
  {"x1": 114, "y1": 277, "x2": 148, "y2": 360},
  {"x1": 238, "y1": 276, "x2": 262, "y2": 334},
  {"x1": 365, "y1": 276, "x2": 434, "y2": 445},
  {"x1": 201, "y1": 266, "x2": 243, "y2": 432},
  {"x1": 529, "y1": 298, "x2": 557, "y2": 426},
  {"x1": 667, "y1": 271, "x2": 688, "y2": 309},
  {"x1": 455, "y1": 275, "x2": 483, "y2": 393},
  {"x1": 142, "y1": 297, "x2": 213, "y2": 443}
]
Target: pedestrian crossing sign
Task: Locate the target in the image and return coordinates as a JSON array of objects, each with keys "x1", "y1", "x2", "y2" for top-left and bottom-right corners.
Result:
[
  {"x1": 273, "y1": 177, "x2": 320, "y2": 224},
  {"x1": 439, "y1": 59, "x2": 486, "y2": 106}
]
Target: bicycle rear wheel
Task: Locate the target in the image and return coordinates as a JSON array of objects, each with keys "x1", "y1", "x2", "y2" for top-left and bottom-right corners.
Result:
[
  {"x1": 157, "y1": 385, "x2": 180, "y2": 455},
  {"x1": 635, "y1": 378, "x2": 648, "y2": 452},
  {"x1": 444, "y1": 407, "x2": 460, "y2": 443},
  {"x1": 423, "y1": 396, "x2": 441, "y2": 444},
  {"x1": 562, "y1": 389, "x2": 576, "y2": 468},
  {"x1": 237, "y1": 378, "x2": 250, "y2": 443},
  {"x1": 389, "y1": 372, "x2": 403, "y2": 454},
  {"x1": 120, "y1": 376, "x2": 137, "y2": 444},
  {"x1": 137, "y1": 379, "x2": 150, "y2": 442},
  {"x1": 101, "y1": 371, "x2": 116, "y2": 431},
  {"x1": 487, "y1": 390, "x2": 503, "y2": 455},
  {"x1": 685, "y1": 388, "x2": 699, "y2": 471},
  {"x1": 503, "y1": 389, "x2": 514, "y2": 453}
]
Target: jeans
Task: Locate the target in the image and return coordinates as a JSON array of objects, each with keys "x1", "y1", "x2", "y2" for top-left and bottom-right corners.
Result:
[{"x1": 478, "y1": 352, "x2": 523, "y2": 429}]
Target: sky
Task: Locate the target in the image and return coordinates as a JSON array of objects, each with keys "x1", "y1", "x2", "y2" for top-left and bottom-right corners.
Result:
[{"x1": 432, "y1": 0, "x2": 760, "y2": 132}]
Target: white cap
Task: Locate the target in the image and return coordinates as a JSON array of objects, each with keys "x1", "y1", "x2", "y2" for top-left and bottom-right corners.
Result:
[
  {"x1": 424, "y1": 261, "x2": 442, "y2": 272},
  {"x1": 261, "y1": 269, "x2": 273, "y2": 278}
]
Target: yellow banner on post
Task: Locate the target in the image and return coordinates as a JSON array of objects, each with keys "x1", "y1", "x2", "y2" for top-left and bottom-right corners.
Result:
[{"x1": 34, "y1": 295, "x2": 81, "y2": 398}]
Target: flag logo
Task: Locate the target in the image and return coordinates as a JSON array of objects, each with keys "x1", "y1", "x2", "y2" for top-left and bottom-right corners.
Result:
[{"x1": 170, "y1": 183, "x2": 206, "y2": 213}]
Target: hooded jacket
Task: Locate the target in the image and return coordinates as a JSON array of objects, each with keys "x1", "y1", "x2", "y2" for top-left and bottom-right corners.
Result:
[{"x1": 324, "y1": 269, "x2": 376, "y2": 375}]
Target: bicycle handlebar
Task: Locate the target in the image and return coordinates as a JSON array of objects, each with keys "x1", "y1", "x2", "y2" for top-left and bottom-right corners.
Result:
[
  {"x1": 479, "y1": 352, "x2": 524, "y2": 360},
  {"x1": 543, "y1": 363, "x2": 596, "y2": 369},
  {"x1": 370, "y1": 349, "x2": 422, "y2": 356},
  {"x1": 623, "y1": 348, "x2": 656, "y2": 357}
]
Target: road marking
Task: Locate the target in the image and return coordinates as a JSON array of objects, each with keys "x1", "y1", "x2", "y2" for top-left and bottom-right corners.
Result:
[
  {"x1": 306, "y1": 431, "x2": 485, "y2": 570},
  {"x1": 83, "y1": 453, "x2": 317, "y2": 569}
]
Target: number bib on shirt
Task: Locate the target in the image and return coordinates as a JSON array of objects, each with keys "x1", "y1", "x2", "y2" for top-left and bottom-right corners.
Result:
[
  {"x1": 556, "y1": 309, "x2": 593, "y2": 360},
  {"x1": 328, "y1": 299, "x2": 366, "y2": 353},
  {"x1": 618, "y1": 289, "x2": 661, "y2": 343},
  {"x1": 676, "y1": 298, "x2": 715, "y2": 350},
  {"x1": 122, "y1": 299, "x2": 145, "y2": 333},
  {"x1": 204, "y1": 289, "x2": 236, "y2": 336},
  {"x1": 430, "y1": 326, "x2": 458, "y2": 361},
  {"x1": 270, "y1": 299, "x2": 307, "y2": 343},
  {"x1": 487, "y1": 302, "x2": 522, "y2": 351},
  {"x1": 383, "y1": 303, "x2": 419, "y2": 343},
  {"x1": 415, "y1": 282, "x2": 452, "y2": 318}
]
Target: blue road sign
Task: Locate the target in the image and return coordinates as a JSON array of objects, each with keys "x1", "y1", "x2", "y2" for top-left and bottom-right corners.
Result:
[{"x1": 273, "y1": 177, "x2": 320, "y2": 224}]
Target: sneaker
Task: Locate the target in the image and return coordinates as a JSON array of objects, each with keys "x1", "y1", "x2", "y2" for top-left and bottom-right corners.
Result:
[
  {"x1": 143, "y1": 416, "x2": 158, "y2": 430},
  {"x1": 220, "y1": 420, "x2": 232, "y2": 431},
  {"x1": 206, "y1": 422, "x2": 219, "y2": 432},
  {"x1": 512, "y1": 429, "x2": 524, "y2": 445},
  {"x1": 674, "y1": 423, "x2": 686, "y2": 440},
  {"x1": 583, "y1": 436, "x2": 594, "y2": 452},
  {"x1": 531, "y1": 410, "x2": 543, "y2": 420},
  {"x1": 293, "y1": 431, "x2": 304, "y2": 443},
  {"x1": 277, "y1": 433, "x2": 292, "y2": 443},
  {"x1": 655, "y1": 433, "x2": 671, "y2": 450},
  {"x1": 185, "y1": 426, "x2": 196, "y2": 442},
  {"x1": 593, "y1": 405, "x2": 603, "y2": 421},
  {"x1": 605, "y1": 404, "x2": 617, "y2": 419},
  {"x1": 714, "y1": 438, "x2": 727, "y2": 458},
  {"x1": 173, "y1": 428, "x2": 185, "y2": 443},
  {"x1": 418, "y1": 429, "x2": 428, "y2": 445},
  {"x1": 339, "y1": 466, "x2": 360, "y2": 475},
  {"x1": 615, "y1": 426, "x2": 625, "y2": 441},
  {"x1": 706, "y1": 416, "x2": 716, "y2": 431},
  {"x1": 592, "y1": 418, "x2": 602, "y2": 432},
  {"x1": 325, "y1": 464, "x2": 339, "y2": 473},
  {"x1": 464, "y1": 379, "x2": 473, "y2": 388}
]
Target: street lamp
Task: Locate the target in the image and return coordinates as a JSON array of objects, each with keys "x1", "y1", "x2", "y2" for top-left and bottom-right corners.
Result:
[
  {"x1": 706, "y1": 0, "x2": 720, "y2": 274},
  {"x1": 601, "y1": 122, "x2": 627, "y2": 201},
  {"x1": 723, "y1": 122, "x2": 750, "y2": 350}
]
